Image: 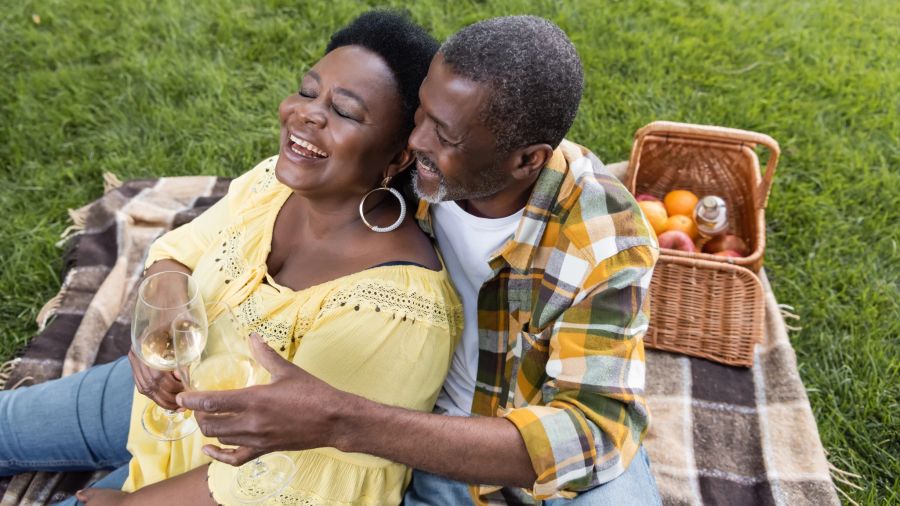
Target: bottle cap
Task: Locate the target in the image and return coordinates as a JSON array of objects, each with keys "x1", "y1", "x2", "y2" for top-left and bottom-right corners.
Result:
[
  {"x1": 698, "y1": 196, "x2": 723, "y2": 220},
  {"x1": 693, "y1": 196, "x2": 728, "y2": 238}
]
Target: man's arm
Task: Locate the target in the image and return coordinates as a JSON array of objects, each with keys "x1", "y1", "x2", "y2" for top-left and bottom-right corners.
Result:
[
  {"x1": 343, "y1": 395, "x2": 537, "y2": 487},
  {"x1": 179, "y1": 333, "x2": 537, "y2": 487},
  {"x1": 181, "y1": 243, "x2": 656, "y2": 495},
  {"x1": 500, "y1": 243, "x2": 657, "y2": 497}
]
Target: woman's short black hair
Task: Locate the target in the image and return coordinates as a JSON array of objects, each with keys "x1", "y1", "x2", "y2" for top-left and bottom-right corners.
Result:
[{"x1": 326, "y1": 11, "x2": 438, "y2": 136}]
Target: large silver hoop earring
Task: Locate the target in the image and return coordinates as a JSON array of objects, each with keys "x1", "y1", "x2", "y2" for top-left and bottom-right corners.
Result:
[{"x1": 359, "y1": 177, "x2": 406, "y2": 233}]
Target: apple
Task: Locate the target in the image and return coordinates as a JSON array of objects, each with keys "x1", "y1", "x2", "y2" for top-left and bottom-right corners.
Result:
[
  {"x1": 657, "y1": 230, "x2": 696, "y2": 252},
  {"x1": 702, "y1": 234, "x2": 750, "y2": 256}
]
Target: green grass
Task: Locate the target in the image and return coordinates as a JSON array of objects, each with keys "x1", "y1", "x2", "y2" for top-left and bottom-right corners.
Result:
[{"x1": 1, "y1": 0, "x2": 897, "y2": 502}]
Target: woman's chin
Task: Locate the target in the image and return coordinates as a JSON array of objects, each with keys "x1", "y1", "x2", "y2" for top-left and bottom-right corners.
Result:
[{"x1": 274, "y1": 157, "x2": 324, "y2": 191}]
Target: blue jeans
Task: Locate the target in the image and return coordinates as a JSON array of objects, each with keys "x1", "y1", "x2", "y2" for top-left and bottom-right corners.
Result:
[
  {"x1": 0, "y1": 357, "x2": 134, "y2": 504},
  {"x1": 2, "y1": 358, "x2": 661, "y2": 505},
  {"x1": 403, "y1": 446, "x2": 661, "y2": 505}
]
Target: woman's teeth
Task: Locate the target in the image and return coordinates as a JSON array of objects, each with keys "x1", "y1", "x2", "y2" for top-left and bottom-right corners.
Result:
[{"x1": 289, "y1": 134, "x2": 328, "y2": 158}]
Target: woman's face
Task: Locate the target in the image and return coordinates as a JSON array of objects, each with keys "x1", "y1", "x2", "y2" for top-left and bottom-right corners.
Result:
[{"x1": 275, "y1": 45, "x2": 407, "y2": 199}]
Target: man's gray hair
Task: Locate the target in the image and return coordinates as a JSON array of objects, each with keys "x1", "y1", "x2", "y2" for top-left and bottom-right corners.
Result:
[{"x1": 440, "y1": 15, "x2": 584, "y2": 153}]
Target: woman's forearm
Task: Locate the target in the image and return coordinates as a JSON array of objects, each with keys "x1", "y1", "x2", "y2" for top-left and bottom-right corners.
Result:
[
  {"x1": 144, "y1": 258, "x2": 192, "y2": 277},
  {"x1": 123, "y1": 466, "x2": 216, "y2": 506}
]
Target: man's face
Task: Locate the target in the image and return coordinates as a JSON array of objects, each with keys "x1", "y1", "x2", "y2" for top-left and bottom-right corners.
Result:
[{"x1": 408, "y1": 53, "x2": 513, "y2": 203}]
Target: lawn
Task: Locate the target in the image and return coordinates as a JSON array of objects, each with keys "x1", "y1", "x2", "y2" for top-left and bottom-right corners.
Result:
[{"x1": 1, "y1": 0, "x2": 897, "y2": 503}]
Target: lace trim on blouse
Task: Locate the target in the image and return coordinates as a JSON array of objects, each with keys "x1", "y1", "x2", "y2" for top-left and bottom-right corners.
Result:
[
  {"x1": 230, "y1": 278, "x2": 462, "y2": 355},
  {"x1": 251, "y1": 160, "x2": 278, "y2": 194},
  {"x1": 319, "y1": 279, "x2": 462, "y2": 330}
]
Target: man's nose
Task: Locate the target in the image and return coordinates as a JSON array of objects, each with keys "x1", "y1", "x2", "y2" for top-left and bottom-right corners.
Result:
[{"x1": 408, "y1": 116, "x2": 428, "y2": 153}]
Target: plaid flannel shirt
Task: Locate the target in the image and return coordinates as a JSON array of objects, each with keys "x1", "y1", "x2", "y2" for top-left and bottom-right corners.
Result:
[{"x1": 416, "y1": 140, "x2": 658, "y2": 503}]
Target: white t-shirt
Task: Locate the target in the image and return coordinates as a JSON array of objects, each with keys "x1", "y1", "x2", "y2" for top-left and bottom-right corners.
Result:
[{"x1": 432, "y1": 201, "x2": 524, "y2": 417}]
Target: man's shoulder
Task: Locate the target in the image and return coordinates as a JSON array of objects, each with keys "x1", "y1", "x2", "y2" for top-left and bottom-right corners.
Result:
[
  {"x1": 557, "y1": 140, "x2": 631, "y2": 204},
  {"x1": 554, "y1": 140, "x2": 658, "y2": 265}
]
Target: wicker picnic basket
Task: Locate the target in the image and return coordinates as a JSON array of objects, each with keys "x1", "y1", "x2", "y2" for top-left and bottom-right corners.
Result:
[
  {"x1": 625, "y1": 121, "x2": 780, "y2": 367},
  {"x1": 644, "y1": 255, "x2": 765, "y2": 367}
]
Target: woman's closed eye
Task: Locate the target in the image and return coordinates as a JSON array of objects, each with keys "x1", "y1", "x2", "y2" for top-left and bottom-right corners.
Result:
[
  {"x1": 298, "y1": 89, "x2": 361, "y2": 122},
  {"x1": 332, "y1": 103, "x2": 360, "y2": 122}
]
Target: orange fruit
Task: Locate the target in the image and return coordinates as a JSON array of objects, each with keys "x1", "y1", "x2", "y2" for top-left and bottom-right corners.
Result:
[
  {"x1": 663, "y1": 190, "x2": 699, "y2": 217},
  {"x1": 638, "y1": 200, "x2": 668, "y2": 235},
  {"x1": 664, "y1": 214, "x2": 698, "y2": 239}
]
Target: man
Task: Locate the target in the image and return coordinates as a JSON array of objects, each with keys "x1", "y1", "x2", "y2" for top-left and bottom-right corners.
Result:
[{"x1": 181, "y1": 16, "x2": 661, "y2": 504}]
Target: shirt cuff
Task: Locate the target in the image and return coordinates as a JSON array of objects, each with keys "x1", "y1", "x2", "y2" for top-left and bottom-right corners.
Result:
[{"x1": 504, "y1": 404, "x2": 596, "y2": 499}]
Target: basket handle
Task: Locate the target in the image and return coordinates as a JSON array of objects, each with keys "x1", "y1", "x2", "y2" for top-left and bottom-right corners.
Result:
[{"x1": 631, "y1": 121, "x2": 781, "y2": 209}]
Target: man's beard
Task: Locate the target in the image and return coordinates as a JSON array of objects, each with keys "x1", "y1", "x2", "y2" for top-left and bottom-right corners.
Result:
[
  {"x1": 411, "y1": 151, "x2": 507, "y2": 204},
  {"x1": 411, "y1": 154, "x2": 448, "y2": 203}
]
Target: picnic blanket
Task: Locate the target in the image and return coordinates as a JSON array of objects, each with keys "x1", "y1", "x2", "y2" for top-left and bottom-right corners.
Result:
[{"x1": 0, "y1": 172, "x2": 841, "y2": 505}]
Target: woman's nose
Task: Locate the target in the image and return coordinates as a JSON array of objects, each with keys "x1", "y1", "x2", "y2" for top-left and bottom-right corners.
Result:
[{"x1": 295, "y1": 101, "x2": 327, "y2": 128}]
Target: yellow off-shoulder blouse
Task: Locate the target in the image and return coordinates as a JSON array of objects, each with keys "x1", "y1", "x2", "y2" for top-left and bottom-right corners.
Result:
[{"x1": 122, "y1": 157, "x2": 462, "y2": 505}]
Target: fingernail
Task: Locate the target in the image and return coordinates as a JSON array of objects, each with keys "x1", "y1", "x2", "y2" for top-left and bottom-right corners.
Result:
[
  {"x1": 202, "y1": 447, "x2": 212, "y2": 456},
  {"x1": 175, "y1": 393, "x2": 183, "y2": 406}
]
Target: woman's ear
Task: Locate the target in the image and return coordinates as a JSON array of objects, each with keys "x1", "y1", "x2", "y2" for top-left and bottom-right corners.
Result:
[{"x1": 384, "y1": 147, "x2": 416, "y2": 179}]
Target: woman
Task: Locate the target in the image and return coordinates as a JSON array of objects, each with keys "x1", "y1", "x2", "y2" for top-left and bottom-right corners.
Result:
[{"x1": 12, "y1": 11, "x2": 459, "y2": 506}]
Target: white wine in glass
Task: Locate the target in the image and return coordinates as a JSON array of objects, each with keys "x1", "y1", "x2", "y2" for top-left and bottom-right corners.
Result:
[
  {"x1": 131, "y1": 270, "x2": 207, "y2": 441},
  {"x1": 140, "y1": 318, "x2": 206, "y2": 370},
  {"x1": 179, "y1": 302, "x2": 296, "y2": 504}
]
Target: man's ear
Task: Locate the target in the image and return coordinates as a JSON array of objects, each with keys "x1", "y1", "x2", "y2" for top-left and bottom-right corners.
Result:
[
  {"x1": 510, "y1": 144, "x2": 554, "y2": 181},
  {"x1": 384, "y1": 147, "x2": 416, "y2": 179}
]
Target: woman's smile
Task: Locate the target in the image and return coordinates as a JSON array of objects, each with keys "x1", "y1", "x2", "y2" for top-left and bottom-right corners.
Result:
[
  {"x1": 280, "y1": 130, "x2": 330, "y2": 165},
  {"x1": 289, "y1": 132, "x2": 329, "y2": 158}
]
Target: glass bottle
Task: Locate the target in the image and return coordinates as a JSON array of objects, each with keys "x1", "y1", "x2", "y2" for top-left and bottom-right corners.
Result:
[{"x1": 693, "y1": 196, "x2": 729, "y2": 238}]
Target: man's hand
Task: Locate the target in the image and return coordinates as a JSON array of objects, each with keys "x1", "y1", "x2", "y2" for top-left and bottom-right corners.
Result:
[
  {"x1": 179, "y1": 334, "x2": 535, "y2": 487},
  {"x1": 128, "y1": 349, "x2": 184, "y2": 410},
  {"x1": 177, "y1": 333, "x2": 351, "y2": 466}
]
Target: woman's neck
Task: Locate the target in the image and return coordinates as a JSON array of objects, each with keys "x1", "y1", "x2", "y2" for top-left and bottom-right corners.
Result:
[{"x1": 286, "y1": 189, "x2": 393, "y2": 239}]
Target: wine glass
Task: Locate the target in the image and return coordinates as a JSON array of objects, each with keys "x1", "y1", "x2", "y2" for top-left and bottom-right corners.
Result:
[
  {"x1": 131, "y1": 270, "x2": 207, "y2": 441},
  {"x1": 178, "y1": 301, "x2": 296, "y2": 504}
]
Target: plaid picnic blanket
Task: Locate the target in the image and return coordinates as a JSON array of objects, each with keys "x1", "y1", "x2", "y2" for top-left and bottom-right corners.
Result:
[{"x1": 0, "y1": 173, "x2": 840, "y2": 505}]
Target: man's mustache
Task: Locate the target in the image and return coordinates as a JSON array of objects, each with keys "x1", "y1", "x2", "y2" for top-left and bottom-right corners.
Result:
[{"x1": 413, "y1": 151, "x2": 440, "y2": 173}]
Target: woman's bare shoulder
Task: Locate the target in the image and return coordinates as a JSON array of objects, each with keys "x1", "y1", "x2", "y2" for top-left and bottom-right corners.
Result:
[{"x1": 362, "y1": 218, "x2": 441, "y2": 271}]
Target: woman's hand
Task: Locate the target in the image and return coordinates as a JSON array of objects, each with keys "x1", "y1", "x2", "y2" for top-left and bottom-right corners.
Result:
[
  {"x1": 75, "y1": 488, "x2": 129, "y2": 505},
  {"x1": 128, "y1": 349, "x2": 184, "y2": 410},
  {"x1": 131, "y1": 258, "x2": 193, "y2": 410}
]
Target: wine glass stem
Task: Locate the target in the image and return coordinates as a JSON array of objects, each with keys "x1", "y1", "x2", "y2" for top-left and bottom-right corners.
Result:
[{"x1": 163, "y1": 409, "x2": 178, "y2": 433}]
